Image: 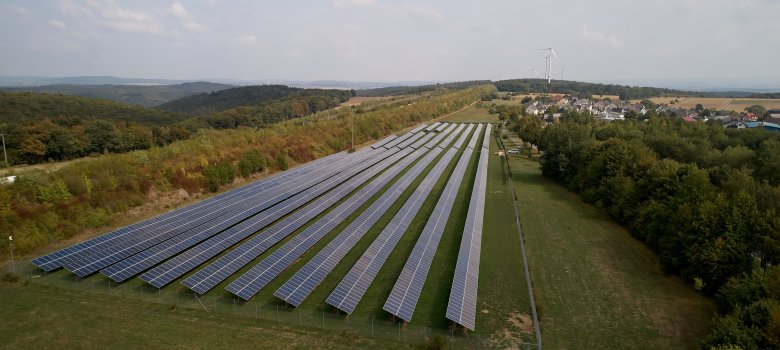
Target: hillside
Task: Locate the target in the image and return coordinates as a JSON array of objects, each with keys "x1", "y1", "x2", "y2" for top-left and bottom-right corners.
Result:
[
  {"x1": 0, "y1": 82, "x2": 234, "y2": 107},
  {"x1": 357, "y1": 80, "x2": 492, "y2": 97},
  {"x1": 157, "y1": 85, "x2": 353, "y2": 116},
  {"x1": 0, "y1": 92, "x2": 186, "y2": 125}
]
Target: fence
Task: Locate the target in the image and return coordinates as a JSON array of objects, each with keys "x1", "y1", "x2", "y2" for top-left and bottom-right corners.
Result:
[{"x1": 8, "y1": 260, "x2": 537, "y2": 349}]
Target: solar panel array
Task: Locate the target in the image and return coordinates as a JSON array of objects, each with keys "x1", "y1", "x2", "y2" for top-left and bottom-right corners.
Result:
[
  {"x1": 81, "y1": 146, "x2": 382, "y2": 279},
  {"x1": 274, "y1": 127, "x2": 455, "y2": 306},
  {"x1": 383, "y1": 123, "x2": 479, "y2": 321},
  {"x1": 31, "y1": 150, "x2": 348, "y2": 272},
  {"x1": 33, "y1": 122, "x2": 497, "y2": 331},
  {"x1": 176, "y1": 147, "x2": 407, "y2": 294},
  {"x1": 326, "y1": 125, "x2": 470, "y2": 314},
  {"x1": 446, "y1": 123, "x2": 491, "y2": 331},
  {"x1": 134, "y1": 146, "x2": 404, "y2": 287}
]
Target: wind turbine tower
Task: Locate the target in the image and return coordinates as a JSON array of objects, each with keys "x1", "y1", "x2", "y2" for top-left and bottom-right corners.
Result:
[{"x1": 539, "y1": 47, "x2": 557, "y2": 83}]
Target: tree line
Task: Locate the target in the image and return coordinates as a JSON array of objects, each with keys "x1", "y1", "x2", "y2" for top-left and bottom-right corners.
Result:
[
  {"x1": 531, "y1": 110, "x2": 780, "y2": 349},
  {"x1": 494, "y1": 79, "x2": 718, "y2": 100},
  {"x1": 0, "y1": 85, "x2": 495, "y2": 258}
]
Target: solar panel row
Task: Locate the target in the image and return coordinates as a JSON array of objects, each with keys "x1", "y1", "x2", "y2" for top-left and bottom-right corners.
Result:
[
  {"x1": 424, "y1": 122, "x2": 440, "y2": 131},
  {"x1": 176, "y1": 147, "x2": 409, "y2": 294},
  {"x1": 65, "y1": 147, "x2": 383, "y2": 277},
  {"x1": 408, "y1": 124, "x2": 428, "y2": 134},
  {"x1": 381, "y1": 131, "x2": 415, "y2": 150},
  {"x1": 445, "y1": 124, "x2": 491, "y2": 330},
  {"x1": 437, "y1": 124, "x2": 464, "y2": 149},
  {"x1": 435, "y1": 122, "x2": 448, "y2": 132},
  {"x1": 326, "y1": 128, "x2": 468, "y2": 314},
  {"x1": 395, "y1": 132, "x2": 426, "y2": 150},
  {"x1": 104, "y1": 146, "x2": 404, "y2": 283},
  {"x1": 273, "y1": 127, "x2": 457, "y2": 306},
  {"x1": 370, "y1": 135, "x2": 398, "y2": 149},
  {"x1": 383, "y1": 124, "x2": 481, "y2": 321},
  {"x1": 32, "y1": 150, "x2": 349, "y2": 272}
]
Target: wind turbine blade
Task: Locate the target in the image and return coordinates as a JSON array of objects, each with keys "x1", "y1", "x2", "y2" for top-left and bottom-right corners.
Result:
[{"x1": 551, "y1": 48, "x2": 558, "y2": 59}]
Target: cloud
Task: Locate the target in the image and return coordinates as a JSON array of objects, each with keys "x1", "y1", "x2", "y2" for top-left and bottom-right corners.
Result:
[
  {"x1": 233, "y1": 34, "x2": 257, "y2": 45},
  {"x1": 55, "y1": 0, "x2": 163, "y2": 34},
  {"x1": 49, "y1": 20, "x2": 68, "y2": 29},
  {"x1": 11, "y1": 5, "x2": 31, "y2": 15},
  {"x1": 404, "y1": 5, "x2": 444, "y2": 23},
  {"x1": 579, "y1": 25, "x2": 622, "y2": 46},
  {"x1": 333, "y1": 0, "x2": 375, "y2": 7},
  {"x1": 170, "y1": 1, "x2": 208, "y2": 32}
]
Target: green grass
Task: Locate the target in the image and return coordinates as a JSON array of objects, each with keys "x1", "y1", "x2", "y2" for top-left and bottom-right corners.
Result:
[
  {"x1": 0, "y1": 281, "x2": 409, "y2": 350},
  {"x1": 507, "y1": 156, "x2": 715, "y2": 349},
  {"x1": 438, "y1": 105, "x2": 498, "y2": 123}
]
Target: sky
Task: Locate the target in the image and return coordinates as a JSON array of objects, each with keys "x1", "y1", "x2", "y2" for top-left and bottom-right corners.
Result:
[{"x1": 1, "y1": 0, "x2": 779, "y2": 86}]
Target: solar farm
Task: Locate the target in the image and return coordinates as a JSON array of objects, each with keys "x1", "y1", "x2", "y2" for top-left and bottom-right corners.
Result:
[{"x1": 28, "y1": 121, "x2": 527, "y2": 345}]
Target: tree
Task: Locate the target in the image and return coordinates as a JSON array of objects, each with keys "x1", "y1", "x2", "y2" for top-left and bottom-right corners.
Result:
[
  {"x1": 695, "y1": 103, "x2": 705, "y2": 112},
  {"x1": 517, "y1": 115, "x2": 543, "y2": 146},
  {"x1": 745, "y1": 105, "x2": 767, "y2": 120}
]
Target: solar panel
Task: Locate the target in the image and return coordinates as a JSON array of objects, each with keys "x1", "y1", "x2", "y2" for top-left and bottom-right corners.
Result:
[
  {"x1": 467, "y1": 124, "x2": 484, "y2": 149},
  {"x1": 395, "y1": 132, "x2": 425, "y2": 149},
  {"x1": 437, "y1": 124, "x2": 464, "y2": 149},
  {"x1": 370, "y1": 135, "x2": 397, "y2": 149},
  {"x1": 452, "y1": 124, "x2": 476, "y2": 150},
  {"x1": 409, "y1": 133, "x2": 435, "y2": 149},
  {"x1": 65, "y1": 147, "x2": 384, "y2": 277},
  {"x1": 167, "y1": 148, "x2": 409, "y2": 294},
  {"x1": 445, "y1": 126, "x2": 490, "y2": 331},
  {"x1": 383, "y1": 124, "x2": 480, "y2": 321},
  {"x1": 381, "y1": 131, "x2": 415, "y2": 149},
  {"x1": 326, "y1": 138, "x2": 464, "y2": 314},
  {"x1": 224, "y1": 146, "x2": 430, "y2": 300},
  {"x1": 31, "y1": 150, "x2": 349, "y2": 272},
  {"x1": 435, "y1": 123, "x2": 448, "y2": 132},
  {"x1": 409, "y1": 124, "x2": 428, "y2": 134},
  {"x1": 424, "y1": 122, "x2": 440, "y2": 131},
  {"x1": 274, "y1": 136, "x2": 453, "y2": 306}
]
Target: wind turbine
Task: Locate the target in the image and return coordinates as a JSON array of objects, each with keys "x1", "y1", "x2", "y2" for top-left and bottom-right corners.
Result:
[
  {"x1": 528, "y1": 66, "x2": 541, "y2": 79},
  {"x1": 558, "y1": 65, "x2": 568, "y2": 80},
  {"x1": 539, "y1": 47, "x2": 558, "y2": 83}
]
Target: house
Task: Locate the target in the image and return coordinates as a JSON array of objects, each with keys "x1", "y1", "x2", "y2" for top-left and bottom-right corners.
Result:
[
  {"x1": 525, "y1": 105, "x2": 540, "y2": 115},
  {"x1": 681, "y1": 115, "x2": 697, "y2": 123},
  {"x1": 743, "y1": 112, "x2": 758, "y2": 121},
  {"x1": 723, "y1": 119, "x2": 748, "y2": 129},
  {"x1": 745, "y1": 121, "x2": 780, "y2": 132}
]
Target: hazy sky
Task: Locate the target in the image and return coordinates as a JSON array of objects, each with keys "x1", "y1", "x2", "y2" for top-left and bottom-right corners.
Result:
[{"x1": 1, "y1": 0, "x2": 779, "y2": 84}]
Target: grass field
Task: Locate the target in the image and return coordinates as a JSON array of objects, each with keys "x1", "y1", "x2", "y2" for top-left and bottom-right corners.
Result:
[
  {"x1": 646, "y1": 96, "x2": 780, "y2": 111},
  {"x1": 506, "y1": 156, "x2": 715, "y2": 349},
  {"x1": 438, "y1": 104, "x2": 498, "y2": 123}
]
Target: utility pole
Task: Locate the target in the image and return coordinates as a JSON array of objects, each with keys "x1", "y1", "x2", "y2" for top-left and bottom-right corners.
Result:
[
  {"x1": 8, "y1": 235, "x2": 14, "y2": 275},
  {"x1": 0, "y1": 133, "x2": 7, "y2": 166}
]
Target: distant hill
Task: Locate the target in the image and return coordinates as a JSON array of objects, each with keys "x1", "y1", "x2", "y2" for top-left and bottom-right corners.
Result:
[
  {"x1": 0, "y1": 92, "x2": 186, "y2": 125},
  {"x1": 493, "y1": 79, "x2": 717, "y2": 99},
  {"x1": 0, "y1": 82, "x2": 233, "y2": 107},
  {"x1": 357, "y1": 80, "x2": 492, "y2": 97},
  {"x1": 158, "y1": 85, "x2": 353, "y2": 116},
  {"x1": 0, "y1": 75, "x2": 190, "y2": 87}
]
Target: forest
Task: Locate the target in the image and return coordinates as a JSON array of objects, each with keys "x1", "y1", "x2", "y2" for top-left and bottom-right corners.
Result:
[
  {"x1": 494, "y1": 79, "x2": 715, "y2": 100},
  {"x1": 0, "y1": 82, "x2": 233, "y2": 107},
  {"x1": 0, "y1": 85, "x2": 495, "y2": 258},
  {"x1": 523, "y1": 110, "x2": 780, "y2": 349},
  {"x1": 157, "y1": 85, "x2": 353, "y2": 116},
  {"x1": 0, "y1": 86, "x2": 353, "y2": 165}
]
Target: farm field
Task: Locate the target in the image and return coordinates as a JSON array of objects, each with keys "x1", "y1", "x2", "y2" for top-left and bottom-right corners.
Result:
[
  {"x1": 506, "y1": 155, "x2": 715, "y2": 349},
  {"x1": 646, "y1": 96, "x2": 780, "y2": 111},
  {"x1": 3, "y1": 121, "x2": 537, "y2": 348}
]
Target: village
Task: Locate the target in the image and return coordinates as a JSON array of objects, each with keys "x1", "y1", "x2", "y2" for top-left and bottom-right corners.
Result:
[{"x1": 518, "y1": 94, "x2": 780, "y2": 131}]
